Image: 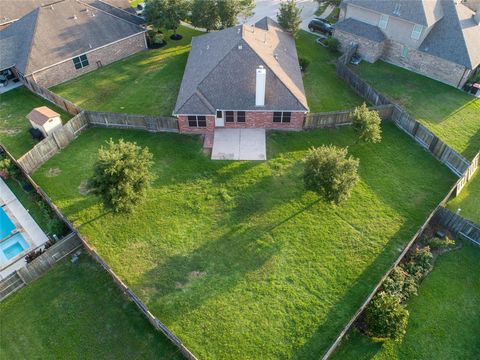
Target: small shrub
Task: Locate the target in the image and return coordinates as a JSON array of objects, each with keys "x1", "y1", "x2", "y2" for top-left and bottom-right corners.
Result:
[
  {"x1": 325, "y1": 36, "x2": 339, "y2": 52},
  {"x1": 365, "y1": 291, "x2": 409, "y2": 340},
  {"x1": 303, "y1": 145, "x2": 359, "y2": 204},
  {"x1": 352, "y1": 103, "x2": 382, "y2": 143},
  {"x1": 382, "y1": 267, "x2": 417, "y2": 301},
  {"x1": 427, "y1": 236, "x2": 455, "y2": 250},
  {"x1": 299, "y1": 57, "x2": 310, "y2": 72},
  {"x1": 404, "y1": 246, "x2": 433, "y2": 280}
]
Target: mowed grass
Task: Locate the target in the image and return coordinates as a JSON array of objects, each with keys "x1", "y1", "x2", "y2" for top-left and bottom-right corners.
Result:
[
  {"x1": 51, "y1": 26, "x2": 202, "y2": 116},
  {"x1": 0, "y1": 255, "x2": 183, "y2": 359},
  {"x1": 331, "y1": 243, "x2": 480, "y2": 360},
  {"x1": 0, "y1": 87, "x2": 72, "y2": 158},
  {"x1": 32, "y1": 124, "x2": 454, "y2": 359},
  {"x1": 352, "y1": 61, "x2": 480, "y2": 160},
  {"x1": 297, "y1": 31, "x2": 363, "y2": 111},
  {"x1": 448, "y1": 171, "x2": 480, "y2": 224}
]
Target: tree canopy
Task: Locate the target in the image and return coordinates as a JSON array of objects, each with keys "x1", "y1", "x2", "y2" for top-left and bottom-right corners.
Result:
[
  {"x1": 144, "y1": 0, "x2": 190, "y2": 35},
  {"x1": 352, "y1": 102, "x2": 382, "y2": 143},
  {"x1": 89, "y1": 139, "x2": 154, "y2": 213},
  {"x1": 277, "y1": 0, "x2": 302, "y2": 37}
]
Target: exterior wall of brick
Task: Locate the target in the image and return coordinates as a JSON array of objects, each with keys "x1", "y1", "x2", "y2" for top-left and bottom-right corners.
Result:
[
  {"x1": 382, "y1": 39, "x2": 472, "y2": 88},
  {"x1": 27, "y1": 32, "x2": 146, "y2": 88},
  {"x1": 178, "y1": 111, "x2": 305, "y2": 133},
  {"x1": 335, "y1": 30, "x2": 384, "y2": 63}
]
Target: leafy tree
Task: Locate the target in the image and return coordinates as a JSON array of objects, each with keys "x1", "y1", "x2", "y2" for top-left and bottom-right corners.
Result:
[
  {"x1": 365, "y1": 291, "x2": 409, "y2": 340},
  {"x1": 144, "y1": 0, "x2": 190, "y2": 36},
  {"x1": 277, "y1": 0, "x2": 302, "y2": 37},
  {"x1": 303, "y1": 145, "x2": 359, "y2": 204},
  {"x1": 89, "y1": 139, "x2": 154, "y2": 213},
  {"x1": 352, "y1": 102, "x2": 382, "y2": 143},
  {"x1": 191, "y1": 0, "x2": 219, "y2": 31},
  {"x1": 217, "y1": 0, "x2": 254, "y2": 28}
]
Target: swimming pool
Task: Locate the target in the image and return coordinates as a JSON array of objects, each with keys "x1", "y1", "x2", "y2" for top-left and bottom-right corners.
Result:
[
  {"x1": 0, "y1": 206, "x2": 15, "y2": 240},
  {"x1": 0, "y1": 233, "x2": 30, "y2": 264}
]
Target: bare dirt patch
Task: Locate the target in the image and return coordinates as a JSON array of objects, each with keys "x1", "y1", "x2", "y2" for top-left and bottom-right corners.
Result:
[
  {"x1": 78, "y1": 180, "x2": 91, "y2": 195},
  {"x1": 188, "y1": 271, "x2": 206, "y2": 279},
  {"x1": 46, "y1": 167, "x2": 61, "y2": 177}
]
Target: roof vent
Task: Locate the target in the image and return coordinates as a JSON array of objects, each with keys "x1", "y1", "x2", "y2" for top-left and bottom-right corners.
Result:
[
  {"x1": 274, "y1": 53, "x2": 279, "y2": 61},
  {"x1": 393, "y1": 3, "x2": 401, "y2": 16},
  {"x1": 72, "y1": 14, "x2": 77, "y2": 20},
  {"x1": 206, "y1": 44, "x2": 210, "y2": 50},
  {"x1": 238, "y1": 44, "x2": 242, "y2": 50}
]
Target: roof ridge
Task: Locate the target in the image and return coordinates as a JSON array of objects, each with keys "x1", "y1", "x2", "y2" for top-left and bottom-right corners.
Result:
[
  {"x1": 76, "y1": 0, "x2": 143, "y2": 28},
  {"x1": 20, "y1": 8, "x2": 41, "y2": 75},
  {"x1": 195, "y1": 89, "x2": 216, "y2": 113},
  {"x1": 451, "y1": 1, "x2": 474, "y2": 68}
]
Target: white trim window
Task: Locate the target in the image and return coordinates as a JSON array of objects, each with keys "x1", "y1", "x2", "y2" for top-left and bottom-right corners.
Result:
[
  {"x1": 411, "y1": 24, "x2": 423, "y2": 40},
  {"x1": 273, "y1": 112, "x2": 291, "y2": 123},
  {"x1": 72, "y1": 54, "x2": 89, "y2": 69},
  {"x1": 378, "y1": 14, "x2": 389, "y2": 30}
]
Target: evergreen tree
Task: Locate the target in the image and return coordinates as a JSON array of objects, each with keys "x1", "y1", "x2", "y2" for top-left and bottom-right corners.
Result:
[{"x1": 277, "y1": 0, "x2": 302, "y2": 37}]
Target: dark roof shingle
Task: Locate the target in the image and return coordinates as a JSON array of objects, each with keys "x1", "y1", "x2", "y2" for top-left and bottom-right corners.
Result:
[{"x1": 335, "y1": 18, "x2": 386, "y2": 43}]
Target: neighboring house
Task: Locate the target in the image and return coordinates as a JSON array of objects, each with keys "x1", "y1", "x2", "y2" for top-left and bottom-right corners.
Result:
[
  {"x1": 0, "y1": 0, "x2": 146, "y2": 88},
  {"x1": 174, "y1": 17, "x2": 309, "y2": 133},
  {"x1": 27, "y1": 106, "x2": 63, "y2": 137},
  {"x1": 335, "y1": 0, "x2": 480, "y2": 88}
]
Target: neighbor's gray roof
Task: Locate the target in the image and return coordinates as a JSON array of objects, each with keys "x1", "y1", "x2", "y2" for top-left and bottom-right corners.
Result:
[
  {"x1": 174, "y1": 17, "x2": 308, "y2": 115},
  {"x1": 0, "y1": 0, "x2": 142, "y2": 26},
  {"x1": 419, "y1": 0, "x2": 480, "y2": 69},
  {"x1": 0, "y1": 0, "x2": 144, "y2": 75},
  {"x1": 343, "y1": 0, "x2": 444, "y2": 27},
  {"x1": 335, "y1": 18, "x2": 386, "y2": 42}
]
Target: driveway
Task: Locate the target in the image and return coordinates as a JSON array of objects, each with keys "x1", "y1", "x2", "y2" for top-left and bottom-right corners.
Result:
[
  {"x1": 246, "y1": 0, "x2": 318, "y2": 30},
  {"x1": 211, "y1": 129, "x2": 267, "y2": 161}
]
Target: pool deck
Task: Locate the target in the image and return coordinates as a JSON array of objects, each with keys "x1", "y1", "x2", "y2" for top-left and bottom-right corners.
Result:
[{"x1": 0, "y1": 178, "x2": 48, "y2": 279}]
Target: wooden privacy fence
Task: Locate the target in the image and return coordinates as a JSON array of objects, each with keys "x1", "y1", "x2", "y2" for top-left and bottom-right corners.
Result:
[
  {"x1": 336, "y1": 60, "x2": 472, "y2": 177},
  {"x1": 455, "y1": 152, "x2": 479, "y2": 195},
  {"x1": 0, "y1": 233, "x2": 82, "y2": 300},
  {"x1": 304, "y1": 104, "x2": 394, "y2": 129},
  {"x1": 17, "y1": 112, "x2": 89, "y2": 173},
  {"x1": 433, "y1": 207, "x2": 480, "y2": 246},
  {"x1": 22, "y1": 78, "x2": 82, "y2": 115},
  {"x1": 86, "y1": 111, "x2": 178, "y2": 133}
]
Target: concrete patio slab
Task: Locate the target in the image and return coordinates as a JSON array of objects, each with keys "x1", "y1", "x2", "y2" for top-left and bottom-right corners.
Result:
[{"x1": 211, "y1": 128, "x2": 266, "y2": 161}]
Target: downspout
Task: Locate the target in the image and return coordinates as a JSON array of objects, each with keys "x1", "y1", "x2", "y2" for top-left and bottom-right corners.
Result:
[{"x1": 457, "y1": 67, "x2": 469, "y2": 89}]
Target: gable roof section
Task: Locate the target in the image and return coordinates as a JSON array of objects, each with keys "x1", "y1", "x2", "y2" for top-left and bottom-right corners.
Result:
[
  {"x1": 0, "y1": 0, "x2": 145, "y2": 75},
  {"x1": 27, "y1": 106, "x2": 60, "y2": 125},
  {"x1": 344, "y1": 0, "x2": 443, "y2": 27},
  {"x1": 420, "y1": 0, "x2": 480, "y2": 69},
  {"x1": 174, "y1": 17, "x2": 308, "y2": 115},
  {"x1": 335, "y1": 18, "x2": 386, "y2": 42},
  {"x1": 0, "y1": 9, "x2": 38, "y2": 72}
]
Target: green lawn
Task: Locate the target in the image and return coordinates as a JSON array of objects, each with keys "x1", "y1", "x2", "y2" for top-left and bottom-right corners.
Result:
[
  {"x1": 32, "y1": 123, "x2": 454, "y2": 359},
  {"x1": 297, "y1": 31, "x2": 363, "y2": 111},
  {"x1": 351, "y1": 60, "x2": 480, "y2": 160},
  {"x1": 448, "y1": 171, "x2": 480, "y2": 224},
  {"x1": 331, "y1": 243, "x2": 480, "y2": 360},
  {"x1": 0, "y1": 87, "x2": 72, "y2": 159},
  {"x1": 51, "y1": 26, "x2": 203, "y2": 116},
  {"x1": 0, "y1": 255, "x2": 183, "y2": 359}
]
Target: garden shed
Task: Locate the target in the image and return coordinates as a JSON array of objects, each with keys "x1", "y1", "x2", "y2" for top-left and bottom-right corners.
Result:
[{"x1": 27, "y1": 106, "x2": 62, "y2": 137}]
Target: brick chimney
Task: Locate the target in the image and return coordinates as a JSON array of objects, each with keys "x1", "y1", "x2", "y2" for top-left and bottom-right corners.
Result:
[{"x1": 255, "y1": 65, "x2": 266, "y2": 107}]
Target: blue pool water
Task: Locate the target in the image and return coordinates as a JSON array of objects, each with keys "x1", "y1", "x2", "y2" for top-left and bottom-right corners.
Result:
[
  {"x1": 0, "y1": 207, "x2": 15, "y2": 240},
  {"x1": 0, "y1": 233, "x2": 30, "y2": 263}
]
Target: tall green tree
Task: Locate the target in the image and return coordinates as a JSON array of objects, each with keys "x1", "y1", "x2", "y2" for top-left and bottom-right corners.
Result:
[
  {"x1": 352, "y1": 102, "x2": 382, "y2": 143},
  {"x1": 277, "y1": 0, "x2": 302, "y2": 37},
  {"x1": 191, "y1": 0, "x2": 219, "y2": 31},
  {"x1": 303, "y1": 145, "x2": 359, "y2": 204},
  {"x1": 217, "y1": 0, "x2": 255, "y2": 28},
  {"x1": 144, "y1": 0, "x2": 190, "y2": 36},
  {"x1": 89, "y1": 139, "x2": 154, "y2": 213}
]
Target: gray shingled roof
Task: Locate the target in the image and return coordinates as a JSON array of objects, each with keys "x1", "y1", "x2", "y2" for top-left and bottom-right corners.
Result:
[
  {"x1": 420, "y1": 0, "x2": 480, "y2": 69},
  {"x1": 174, "y1": 17, "x2": 308, "y2": 115},
  {"x1": 335, "y1": 18, "x2": 386, "y2": 43},
  {"x1": 0, "y1": 0, "x2": 144, "y2": 75},
  {"x1": 0, "y1": 0, "x2": 142, "y2": 26},
  {"x1": 344, "y1": 0, "x2": 443, "y2": 27}
]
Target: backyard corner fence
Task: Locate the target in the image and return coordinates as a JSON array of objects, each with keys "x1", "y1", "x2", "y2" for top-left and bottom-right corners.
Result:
[
  {"x1": 17, "y1": 112, "x2": 90, "y2": 173},
  {"x1": 433, "y1": 207, "x2": 480, "y2": 246},
  {"x1": 336, "y1": 60, "x2": 472, "y2": 177},
  {"x1": 304, "y1": 104, "x2": 394, "y2": 129},
  {"x1": 2, "y1": 149, "x2": 199, "y2": 360},
  {"x1": 86, "y1": 111, "x2": 178, "y2": 133},
  {"x1": 0, "y1": 233, "x2": 82, "y2": 300},
  {"x1": 22, "y1": 78, "x2": 83, "y2": 115},
  {"x1": 455, "y1": 152, "x2": 479, "y2": 195}
]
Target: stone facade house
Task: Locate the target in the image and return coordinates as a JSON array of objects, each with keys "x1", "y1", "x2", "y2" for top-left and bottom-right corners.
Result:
[
  {"x1": 174, "y1": 17, "x2": 309, "y2": 133},
  {"x1": 335, "y1": 0, "x2": 480, "y2": 88},
  {"x1": 0, "y1": 0, "x2": 146, "y2": 88}
]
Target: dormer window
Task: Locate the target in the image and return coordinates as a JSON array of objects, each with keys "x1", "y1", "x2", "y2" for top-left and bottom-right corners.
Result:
[
  {"x1": 411, "y1": 24, "x2": 423, "y2": 40},
  {"x1": 378, "y1": 14, "x2": 389, "y2": 30}
]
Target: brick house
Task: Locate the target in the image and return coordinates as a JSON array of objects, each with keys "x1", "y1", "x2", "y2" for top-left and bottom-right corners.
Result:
[
  {"x1": 335, "y1": 0, "x2": 480, "y2": 88},
  {"x1": 0, "y1": 0, "x2": 146, "y2": 88},
  {"x1": 173, "y1": 17, "x2": 309, "y2": 133}
]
